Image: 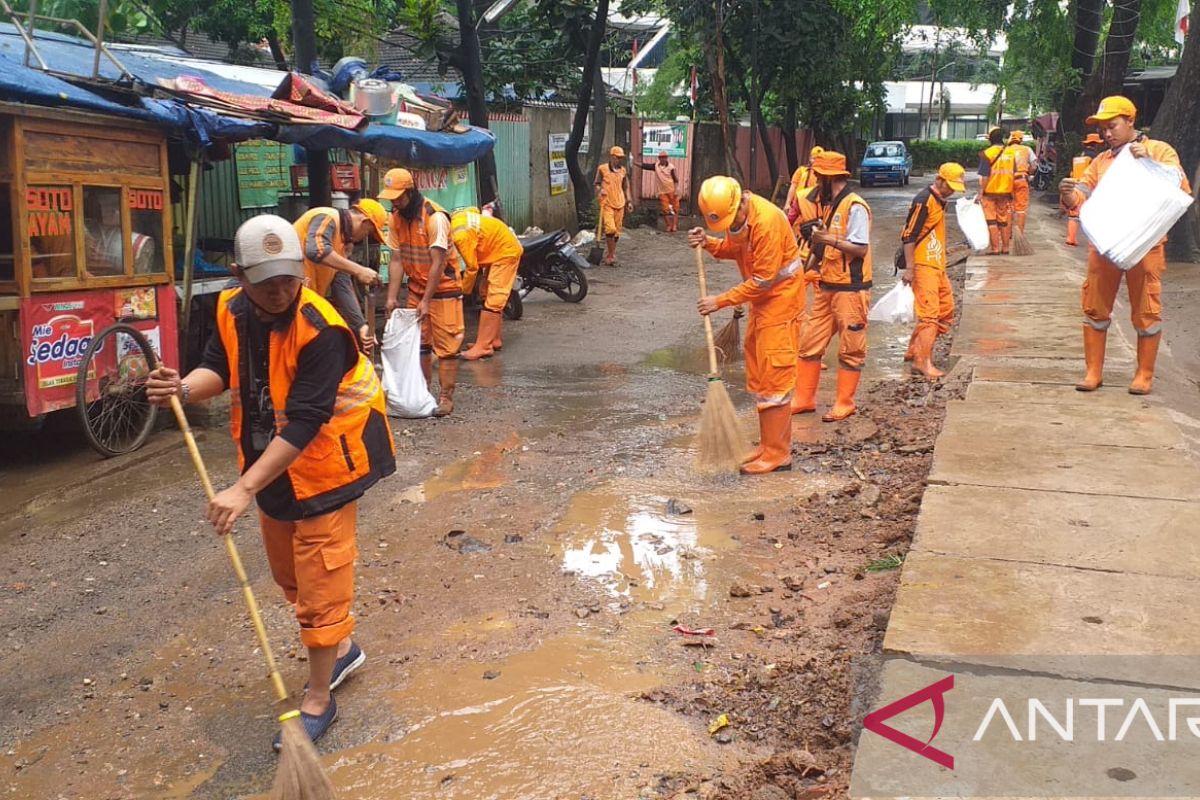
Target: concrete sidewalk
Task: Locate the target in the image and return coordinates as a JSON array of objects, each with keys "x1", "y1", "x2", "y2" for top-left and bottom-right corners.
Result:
[{"x1": 851, "y1": 204, "x2": 1200, "y2": 796}]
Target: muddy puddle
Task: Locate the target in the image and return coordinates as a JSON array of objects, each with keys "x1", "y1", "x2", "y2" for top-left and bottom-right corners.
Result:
[{"x1": 314, "y1": 635, "x2": 736, "y2": 800}]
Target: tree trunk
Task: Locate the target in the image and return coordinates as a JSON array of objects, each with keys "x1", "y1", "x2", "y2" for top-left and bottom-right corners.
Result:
[
  {"x1": 1061, "y1": 0, "x2": 1105, "y2": 137},
  {"x1": 1079, "y1": 0, "x2": 1143, "y2": 119},
  {"x1": 783, "y1": 100, "x2": 799, "y2": 173},
  {"x1": 265, "y1": 31, "x2": 289, "y2": 71},
  {"x1": 455, "y1": 0, "x2": 498, "y2": 204},
  {"x1": 1153, "y1": 1, "x2": 1200, "y2": 262},
  {"x1": 587, "y1": 66, "x2": 608, "y2": 178},
  {"x1": 567, "y1": 0, "x2": 608, "y2": 214},
  {"x1": 292, "y1": 0, "x2": 330, "y2": 207},
  {"x1": 706, "y1": 1, "x2": 743, "y2": 183}
]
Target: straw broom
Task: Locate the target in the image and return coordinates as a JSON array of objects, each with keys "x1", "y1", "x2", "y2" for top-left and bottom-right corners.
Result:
[
  {"x1": 1011, "y1": 224, "x2": 1035, "y2": 256},
  {"x1": 166, "y1": 395, "x2": 337, "y2": 800},
  {"x1": 713, "y1": 305, "x2": 744, "y2": 364},
  {"x1": 695, "y1": 246, "x2": 751, "y2": 472}
]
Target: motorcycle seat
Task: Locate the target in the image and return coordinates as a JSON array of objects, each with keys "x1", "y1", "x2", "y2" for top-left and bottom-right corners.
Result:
[{"x1": 518, "y1": 230, "x2": 564, "y2": 252}]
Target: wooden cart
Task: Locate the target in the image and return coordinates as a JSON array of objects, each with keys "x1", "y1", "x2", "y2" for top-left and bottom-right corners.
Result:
[{"x1": 0, "y1": 104, "x2": 179, "y2": 456}]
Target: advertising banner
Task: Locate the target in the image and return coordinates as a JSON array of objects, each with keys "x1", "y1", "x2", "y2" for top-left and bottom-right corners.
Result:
[
  {"x1": 236, "y1": 139, "x2": 292, "y2": 209},
  {"x1": 415, "y1": 164, "x2": 477, "y2": 212},
  {"x1": 642, "y1": 122, "x2": 688, "y2": 157},
  {"x1": 548, "y1": 133, "x2": 570, "y2": 196},
  {"x1": 20, "y1": 286, "x2": 179, "y2": 416}
]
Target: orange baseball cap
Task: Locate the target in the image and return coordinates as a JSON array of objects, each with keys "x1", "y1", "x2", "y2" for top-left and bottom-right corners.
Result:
[
  {"x1": 1083, "y1": 133, "x2": 1104, "y2": 145},
  {"x1": 378, "y1": 168, "x2": 415, "y2": 200},
  {"x1": 1008, "y1": 131, "x2": 1025, "y2": 143},
  {"x1": 352, "y1": 199, "x2": 388, "y2": 241},
  {"x1": 1087, "y1": 96, "x2": 1137, "y2": 126},
  {"x1": 609, "y1": 146, "x2": 625, "y2": 158},
  {"x1": 811, "y1": 151, "x2": 850, "y2": 178},
  {"x1": 937, "y1": 163, "x2": 966, "y2": 192}
]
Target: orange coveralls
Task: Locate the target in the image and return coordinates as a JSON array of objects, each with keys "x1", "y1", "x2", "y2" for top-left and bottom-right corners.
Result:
[
  {"x1": 389, "y1": 199, "x2": 464, "y2": 358},
  {"x1": 596, "y1": 163, "x2": 628, "y2": 237},
  {"x1": 1069, "y1": 138, "x2": 1190, "y2": 336},
  {"x1": 796, "y1": 191, "x2": 874, "y2": 371},
  {"x1": 1012, "y1": 145, "x2": 1035, "y2": 217},
  {"x1": 704, "y1": 193, "x2": 804, "y2": 408},
  {"x1": 979, "y1": 144, "x2": 1016, "y2": 249},
  {"x1": 901, "y1": 187, "x2": 953, "y2": 357},
  {"x1": 450, "y1": 208, "x2": 524, "y2": 314},
  {"x1": 1065, "y1": 154, "x2": 1093, "y2": 245}
]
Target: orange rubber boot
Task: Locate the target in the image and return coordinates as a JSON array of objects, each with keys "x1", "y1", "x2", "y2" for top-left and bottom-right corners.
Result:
[
  {"x1": 462, "y1": 310, "x2": 500, "y2": 361},
  {"x1": 911, "y1": 326, "x2": 944, "y2": 380},
  {"x1": 741, "y1": 405, "x2": 793, "y2": 475},
  {"x1": 1128, "y1": 333, "x2": 1161, "y2": 396},
  {"x1": 1075, "y1": 326, "x2": 1106, "y2": 392},
  {"x1": 822, "y1": 369, "x2": 861, "y2": 422},
  {"x1": 903, "y1": 327, "x2": 918, "y2": 362},
  {"x1": 433, "y1": 359, "x2": 458, "y2": 417},
  {"x1": 1066, "y1": 219, "x2": 1079, "y2": 246},
  {"x1": 791, "y1": 359, "x2": 822, "y2": 414}
]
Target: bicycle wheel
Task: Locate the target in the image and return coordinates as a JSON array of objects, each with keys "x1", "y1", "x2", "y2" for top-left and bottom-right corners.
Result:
[{"x1": 76, "y1": 323, "x2": 159, "y2": 458}]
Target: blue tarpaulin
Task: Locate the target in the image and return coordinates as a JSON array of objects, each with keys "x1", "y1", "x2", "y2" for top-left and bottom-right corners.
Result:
[{"x1": 0, "y1": 24, "x2": 494, "y2": 166}]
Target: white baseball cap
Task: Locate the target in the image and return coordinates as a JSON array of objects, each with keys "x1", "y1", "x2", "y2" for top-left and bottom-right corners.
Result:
[{"x1": 233, "y1": 215, "x2": 305, "y2": 284}]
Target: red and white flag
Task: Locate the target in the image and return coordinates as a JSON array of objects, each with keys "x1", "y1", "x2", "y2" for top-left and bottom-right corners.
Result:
[
  {"x1": 689, "y1": 66, "x2": 698, "y2": 107},
  {"x1": 1177, "y1": 0, "x2": 1190, "y2": 46}
]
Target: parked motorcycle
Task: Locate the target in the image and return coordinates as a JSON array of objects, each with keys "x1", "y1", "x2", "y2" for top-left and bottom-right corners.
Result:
[
  {"x1": 1031, "y1": 158, "x2": 1055, "y2": 192},
  {"x1": 516, "y1": 229, "x2": 589, "y2": 305}
]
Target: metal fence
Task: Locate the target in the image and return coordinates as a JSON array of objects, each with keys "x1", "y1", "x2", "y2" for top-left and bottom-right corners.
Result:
[{"x1": 490, "y1": 114, "x2": 532, "y2": 232}]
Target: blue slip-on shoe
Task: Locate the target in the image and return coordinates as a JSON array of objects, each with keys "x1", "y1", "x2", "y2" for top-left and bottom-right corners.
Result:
[
  {"x1": 272, "y1": 696, "x2": 338, "y2": 752},
  {"x1": 330, "y1": 641, "x2": 365, "y2": 691},
  {"x1": 303, "y1": 641, "x2": 366, "y2": 692}
]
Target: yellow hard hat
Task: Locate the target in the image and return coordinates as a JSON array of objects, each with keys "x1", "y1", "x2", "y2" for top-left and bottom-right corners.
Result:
[
  {"x1": 353, "y1": 198, "x2": 388, "y2": 242},
  {"x1": 378, "y1": 168, "x2": 415, "y2": 200},
  {"x1": 698, "y1": 176, "x2": 743, "y2": 232}
]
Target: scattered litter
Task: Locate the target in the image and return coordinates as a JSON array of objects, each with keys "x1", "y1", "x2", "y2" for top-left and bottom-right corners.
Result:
[
  {"x1": 708, "y1": 714, "x2": 730, "y2": 735},
  {"x1": 672, "y1": 624, "x2": 716, "y2": 638},
  {"x1": 666, "y1": 498, "x2": 693, "y2": 516},
  {"x1": 444, "y1": 530, "x2": 491, "y2": 553},
  {"x1": 482, "y1": 670, "x2": 500, "y2": 680}
]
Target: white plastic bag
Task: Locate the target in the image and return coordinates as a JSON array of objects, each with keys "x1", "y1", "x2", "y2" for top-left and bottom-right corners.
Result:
[
  {"x1": 1080, "y1": 147, "x2": 1194, "y2": 270},
  {"x1": 868, "y1": 282, "x2": 915, "y2": 324},
  {"x1": 381, "y1": 309, "x2": 437, "y2": 418},
  {"x1": 955, "y1": 196, "x2": 990, "y2": 252}
]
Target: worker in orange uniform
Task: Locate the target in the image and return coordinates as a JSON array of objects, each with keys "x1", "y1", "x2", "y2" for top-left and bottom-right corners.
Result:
[
  {"x1": 145, "y1": 215, "x2": 395, "y2": 748},
  {"x1": 635, "y1": 151, "x2": 680, "y2": 232},
  {"x1": 1065, "y1": 133, "x2": 1106, "y2": 246},
  {"x1": 451, "y1": 206, "x2": 524, "y2": 360},
  {"x1": 595, "y1": 146, "x2": 633, "y2": 265},
  {"x1": 1009, "y1": 131, "x2": 1038, "y2": 234},
  {"x1": 690, "y1": 176, "x2": 804, "y2": 475},
  {"x1": 294, "y1": 200, "x2": 388, "y2": 353},
  {"x1": 792, "y1": 151, "x2": 873, "y2": 422},
  {"x1": 785, "y1": 145, "x2": 824, "y2": 223},
  {"x1": 900, "y1": 163, "x2": 965, "y2": 379},
  {"x1": 1060, "y1": 95, "x2": 1190, "y2": 395},
  {"x1": 379, "y1": 168, "x2": 464, "y2": 416},
  {"x1": 976, "y1": 127, "x2": 1016, "y2": 254}
]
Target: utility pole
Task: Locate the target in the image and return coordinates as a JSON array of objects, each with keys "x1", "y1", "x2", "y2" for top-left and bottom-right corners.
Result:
[{"x1": 292, "y1": 0, "x2": 331, "y2": 207}]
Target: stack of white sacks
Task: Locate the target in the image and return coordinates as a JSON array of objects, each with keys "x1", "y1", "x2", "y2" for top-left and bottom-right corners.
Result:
[{"x1": 1080, "y1": 147, "x2": 1194, "y2": 270}]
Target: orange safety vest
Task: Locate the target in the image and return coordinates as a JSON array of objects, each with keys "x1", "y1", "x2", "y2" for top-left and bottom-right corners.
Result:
[
  {"x1": 450, "y1": 208, "x2": 524, "y2": 277},
  {"x1": 294, "y1": 207, "x2": 347, "y2": 297},
  {"x1": 982, "y1": 144, "x2": 1016, "y2": 195},
  {"x1": 216, "y1": 286, "x2": 395, "y2": 517},
  {"x1": 1071, "y1": 154, "x2": 1093, "y2": 180},
  {"x1": 814, "y1": 189, "x2": 873, "y2": 290},
  {"x1": 791, "y1": 165, "x2": 817, "y2": 190},
  {"x1": 389, "y1": 199, "x2": 460, "y2": 298}
]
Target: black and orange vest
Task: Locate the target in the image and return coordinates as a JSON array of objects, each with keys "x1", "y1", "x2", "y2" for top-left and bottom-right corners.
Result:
[
  {"x1": 390, "y1": 199, "x2": 460, "y2": 298},
  {"x1": 814, "y1": 189, "x2": 872, "y2": 291},
  {"x1": 293, "y1": 207, "x2": 346, "y2": 298},
  {"x1": 215, "y1": 287, "x2": 395, "y2": 518}
]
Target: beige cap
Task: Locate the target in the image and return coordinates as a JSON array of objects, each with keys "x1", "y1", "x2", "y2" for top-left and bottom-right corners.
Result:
[{"x1": 233, "y1": 215, "x2": 305, "y2": 284}]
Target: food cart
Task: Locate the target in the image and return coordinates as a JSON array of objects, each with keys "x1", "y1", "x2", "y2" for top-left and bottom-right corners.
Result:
[{"x1": 0, "y1": 105, "x2": 176, "y2": 456}]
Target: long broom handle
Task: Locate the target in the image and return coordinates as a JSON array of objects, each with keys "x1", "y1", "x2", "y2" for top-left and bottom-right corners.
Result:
[
  {"x1": 167, "y1": 395, "x2": 290, "y2": 704},
  {"x1": 694, "y1": 246, "x2": 720, "y2": 377}
]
